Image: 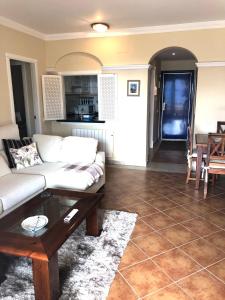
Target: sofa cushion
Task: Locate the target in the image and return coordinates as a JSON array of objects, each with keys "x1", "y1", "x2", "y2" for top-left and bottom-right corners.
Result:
[
  {"x1": 13, "y1": 161, "x2": 101, "y2": 191},
  {"x1": 12, "y1": 162, "x2": 66, "y2": 186},
  {"x1": 33, "y1": 134, "x2": 62, "y2": 162},
  {"x1": 0, "y1": 155, "x2": 11, "y2": 177},
  {"x1": 33, "y1": 134, "x2": 98, "y2": 165},
  {"x1": 0, "y1": 173, "x2": 45, "y2": 211},
  {"x1": 60, "y1": 136, "x2": 98, "y2": 165},
  {"x1": 3, "y1": 138, "x2": 33, "y2": 168},
  {"x1": 10, "y1": 142, "x2": 43, "y2": 170}
]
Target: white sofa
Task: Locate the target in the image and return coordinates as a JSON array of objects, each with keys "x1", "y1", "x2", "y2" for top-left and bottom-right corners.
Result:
[{"x1": 0, "y1": 124, "x2": 105, "y2": 216}]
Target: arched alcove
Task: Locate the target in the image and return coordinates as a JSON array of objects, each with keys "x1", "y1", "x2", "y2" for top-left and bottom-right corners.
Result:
[
  {"x1": 149, "y1": 46, "x2": 198, "y2": 64},
  {"x1": 55, "y1": 52, "x2": 103, "y2": 72},
  {"x1": 147, "y1": 46, "x2": 198, "y2": 172}
]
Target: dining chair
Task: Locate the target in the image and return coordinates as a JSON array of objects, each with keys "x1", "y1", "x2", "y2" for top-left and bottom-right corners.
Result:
[
  {"x1": 186, "y1": 126, "x2": 206, "y2": 184},
  {"x1": 186, "y1": 127, "x2": 196, "y2": 183},
  {"x1": 203, "y1": 133, "x2": 225, "y2": 199},
  {"x1": 186, "y1": 127, "x2": 197, "y2": 183},
  {"x1": 217, "y1": 121, "x2": 225, "y2": 133}
]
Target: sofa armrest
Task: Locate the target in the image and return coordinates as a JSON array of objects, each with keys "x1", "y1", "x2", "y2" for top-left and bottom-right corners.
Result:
[{"x1": 95, "y1": 151, "x2": 105, "y2": 167}]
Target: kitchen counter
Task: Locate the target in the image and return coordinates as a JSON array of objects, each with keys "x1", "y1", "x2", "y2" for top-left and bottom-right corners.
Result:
[{"x1": 57, "y1": 119, "x2": 105, "y2": 123}]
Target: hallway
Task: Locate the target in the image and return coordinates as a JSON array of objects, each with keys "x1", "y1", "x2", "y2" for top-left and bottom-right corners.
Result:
[{"x1": 149, "y1": 141, "x2": 187, "y2": 173}]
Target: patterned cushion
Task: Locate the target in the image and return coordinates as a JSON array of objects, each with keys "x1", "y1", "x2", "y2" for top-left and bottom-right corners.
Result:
[
  {"x1": 3, "y1": 138, "x2": 33, "y2": 168},
  {"x1": 9, "y1": 142, "x2": 43, "y2": 170}
]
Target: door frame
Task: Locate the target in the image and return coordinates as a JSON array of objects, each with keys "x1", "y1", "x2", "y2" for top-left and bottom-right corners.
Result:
[
  {"x1": 21, "y1": 63, "x2": 33, "y2": 136},
  {"x1": 5, "y1": 53, "x2": 42, "y2": 134},
  {"x1": 160, "y1": 70, "x2": 194, "y2": 141}
]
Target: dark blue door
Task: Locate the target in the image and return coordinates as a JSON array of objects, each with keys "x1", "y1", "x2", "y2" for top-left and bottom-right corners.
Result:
[{"x1": 161, "y1": 72, "x2": 192, "y2": 140}]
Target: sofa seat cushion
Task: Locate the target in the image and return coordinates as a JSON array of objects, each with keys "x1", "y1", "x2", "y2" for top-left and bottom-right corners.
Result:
[
  {"x1": 0, "y1": 173, "x2": 45, "y2": 211},
  {"x1": 12, "y1": 162, "x2": 66, "y2": 186},
  {"x1": 13, "y1": 162, "x2": 102, "y2": 191}
]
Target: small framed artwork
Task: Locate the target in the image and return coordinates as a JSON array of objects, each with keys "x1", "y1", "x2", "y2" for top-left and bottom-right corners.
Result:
[{"x1": 127, "y1": 80, "x2": 140, "y2": 96}]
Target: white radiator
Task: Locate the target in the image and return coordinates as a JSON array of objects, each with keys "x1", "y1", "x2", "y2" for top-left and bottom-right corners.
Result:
[{"x1": 72, "y1": 128, "x2": 107, "y2": 152}]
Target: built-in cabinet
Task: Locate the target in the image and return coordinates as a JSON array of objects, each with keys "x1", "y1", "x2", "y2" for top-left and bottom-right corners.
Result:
[
  {"x1": 64, "y1": 75, "x2": 97, "y2": 95},
  {"x1": 42, "y1": 73, "x2": 117, "y2": 122},
  {"x1": 64, "y1": 75, "x2": 98, "y2": 120},
  {"x1": 42, "y1": 73, "x2": 117, "y2": 159}
]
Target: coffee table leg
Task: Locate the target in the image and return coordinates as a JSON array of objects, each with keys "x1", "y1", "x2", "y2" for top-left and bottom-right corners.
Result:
[
  {"x1": 32, "y1": 252, "x2": 60, "y2": 300},
  {"x1": 86, "y1": 207, "x2": 99, "y2": 236}
]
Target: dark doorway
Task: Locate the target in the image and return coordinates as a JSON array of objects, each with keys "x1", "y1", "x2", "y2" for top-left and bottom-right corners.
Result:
[
  {"x1": 10, "y1": 59, "x2": 37, "y2": 138},
  {"x1": 161, "y1": 71, "x2": 193, "y2": 140},
  {"x1": 10, "y1": 64, "x2": 27, "y2": 138}
]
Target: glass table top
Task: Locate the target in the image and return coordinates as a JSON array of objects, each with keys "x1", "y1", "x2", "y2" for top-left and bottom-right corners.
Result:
[{"x1": 7, "y1": 191, "x2": 79, "y2": 237}]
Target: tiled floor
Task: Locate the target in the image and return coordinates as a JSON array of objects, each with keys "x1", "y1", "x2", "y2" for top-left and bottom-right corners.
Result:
[
  {"x1": 103, "y1": 166, "x2": 225, "y2": 300},
  {"x1": 151, "y1": 141, "x2": 186, "y2": 164}
]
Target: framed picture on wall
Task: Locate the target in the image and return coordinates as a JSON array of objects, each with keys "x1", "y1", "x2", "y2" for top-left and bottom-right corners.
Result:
[{"x1": 127, "y1": 80, "x2": 140, "y2": 96}]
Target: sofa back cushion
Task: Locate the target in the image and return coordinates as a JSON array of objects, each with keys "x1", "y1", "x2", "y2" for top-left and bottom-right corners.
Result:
[
  {"x1": 0, "y1": 123, "x2": 20, "y2": 151},
  {"x1": 33, "y1": 134, "x2": 62, "y2": 162},
  {"x1": 60, "y1": 136, "x2": 98, "y2": 165},
  {"x1": 33, "y1": 134, "x2": 98, "y2": 164},
  {"x1": 0, "y1": 155, "x2": 11, "y2": 177}
]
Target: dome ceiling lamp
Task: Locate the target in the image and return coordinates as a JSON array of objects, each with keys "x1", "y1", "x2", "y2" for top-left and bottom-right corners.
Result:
[{"x1": 91, "y1": 22, "x2": 110, "y2": 33}]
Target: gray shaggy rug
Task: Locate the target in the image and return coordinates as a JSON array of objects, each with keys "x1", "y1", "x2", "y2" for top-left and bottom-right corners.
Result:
[{"x1": 0, "y1": 210, "x2": 137, "y2": 300}]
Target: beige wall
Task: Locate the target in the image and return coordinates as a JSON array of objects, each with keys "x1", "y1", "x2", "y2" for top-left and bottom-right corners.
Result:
[
  {"x1": 46, "y1": 28, "x2": 225, "y2": 66},
  {"x1": 55, "y1": 52, "x2": 102, "y2": 72},
  {"x1": 45, "y1": 27, "x2": 225, "y2": 165},
  {"x1": 1, "y1": 24, "x2": 225, "y2": 165},
  {"x1": 111, "y1": 69, "x2": 148, "y2": 165},
  {"x1": 0, "y1": 25, "x2": 49, "y2": 131},
  {"x1": 195, "y1": 67, "x2": 225, "y2": 134}
]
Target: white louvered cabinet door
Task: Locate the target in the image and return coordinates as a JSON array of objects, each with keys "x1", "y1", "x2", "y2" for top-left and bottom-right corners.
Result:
[
  {"x1": 98, "y1": 74, "x2": 117, "y2": 120},
  {"x1": 42, "y1": 75, "x2": 65, "y2": 120}
]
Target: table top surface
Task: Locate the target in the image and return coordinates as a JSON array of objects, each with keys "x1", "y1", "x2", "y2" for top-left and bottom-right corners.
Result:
[{"x1": 0, "y1": 188, "x2": 103, "y2": 259}]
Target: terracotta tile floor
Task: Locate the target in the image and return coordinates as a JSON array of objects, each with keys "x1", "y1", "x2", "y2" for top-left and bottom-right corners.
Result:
[{"x1": 104, "y1": 166, "x2": 225, "y2": 299}]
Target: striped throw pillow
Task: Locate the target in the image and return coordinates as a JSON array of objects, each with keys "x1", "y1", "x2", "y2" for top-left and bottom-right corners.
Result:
[{"x1": 3, "y1": 138, "x2": 33, "y2": 168}]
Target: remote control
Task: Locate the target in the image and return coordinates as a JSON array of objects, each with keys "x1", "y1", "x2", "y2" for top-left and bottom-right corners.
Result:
[{"x1": 64, "y1": 209, "x2": 79, "y2": 223}]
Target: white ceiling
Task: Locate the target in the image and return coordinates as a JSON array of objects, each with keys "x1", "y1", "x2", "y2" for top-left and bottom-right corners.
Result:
[{"x1": 0, "y1": 0, "x2": 225, "y2": 37}]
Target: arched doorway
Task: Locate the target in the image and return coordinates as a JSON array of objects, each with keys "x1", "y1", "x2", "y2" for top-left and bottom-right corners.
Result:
[{"x1": 147, "y1": 47, "x2": 198, "y2": 172}]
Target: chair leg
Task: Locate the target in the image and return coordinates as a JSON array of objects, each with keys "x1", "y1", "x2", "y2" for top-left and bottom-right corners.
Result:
[
  {"x1": 186, "y1": 157, "x2": 193, "y2": 184},
  {"x1": 212, "y1": 174, "x2": 216, "y2": 186},
  {"x1": 186, "y1": 166, "x2": 192, "y2": 184},
  {"x1": 204, "y1": 170, "x2": 208, "y2": 199}
]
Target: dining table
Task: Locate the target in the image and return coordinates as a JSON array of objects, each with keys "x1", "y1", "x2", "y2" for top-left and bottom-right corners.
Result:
[{"x1": 195, "y1": 133, "x2": 208, "y2": 190}]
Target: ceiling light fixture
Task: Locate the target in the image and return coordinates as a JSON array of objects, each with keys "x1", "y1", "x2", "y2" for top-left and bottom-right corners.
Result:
[{"x1": 91, "y1": 23, "x2": 109, "y2": 33}]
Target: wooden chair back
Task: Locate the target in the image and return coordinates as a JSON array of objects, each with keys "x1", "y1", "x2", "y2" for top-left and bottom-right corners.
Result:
[
  {"x1": 217, "y1": 121, "x2": 225, "y2": 134},
  {"x1": 204, "y1": 133, "x2": 225, "y2": 198},
  {"x1": 206, "y1": 133, "x2": 225, "y2": 168}
]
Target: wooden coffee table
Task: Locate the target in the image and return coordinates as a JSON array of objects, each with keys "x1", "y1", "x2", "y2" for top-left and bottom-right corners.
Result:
[{"x1": 0, "y1": 188, "x2": 103, "y2": 300}]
